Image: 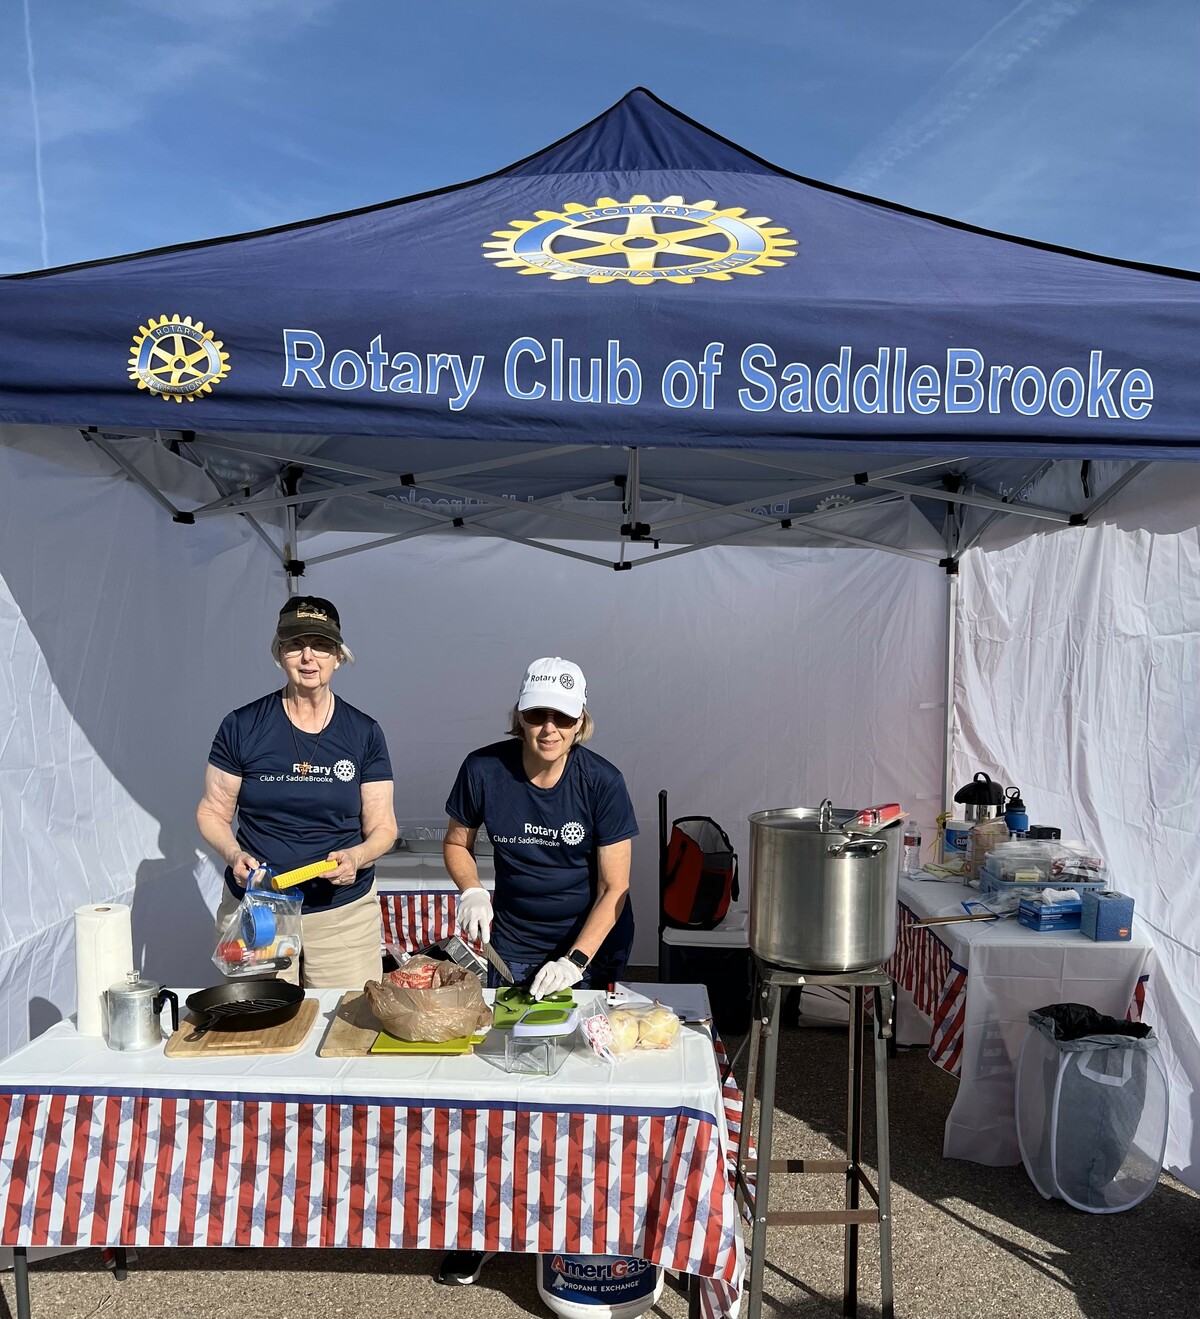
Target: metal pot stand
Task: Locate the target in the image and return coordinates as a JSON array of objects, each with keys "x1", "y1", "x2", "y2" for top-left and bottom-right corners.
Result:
[{"x1": 733, "y1": 957, "x2": 895, "y2": 1319}]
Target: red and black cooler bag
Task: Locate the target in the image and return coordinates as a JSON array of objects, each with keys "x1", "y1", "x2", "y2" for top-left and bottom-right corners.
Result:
[{"x1": 662, "y1": 817, "x2": 739, "y2": 930}]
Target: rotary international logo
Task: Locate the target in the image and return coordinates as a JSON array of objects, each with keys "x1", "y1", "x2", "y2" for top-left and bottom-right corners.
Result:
[
  {"x1": 560, "y1": 821, "x2": 586, "y2": 846},
  {"x1": 484, "y1": 194, "x2": 796, "y2": 286},
  {"x1": 128, "y1": 314, "x2": 231, "y2": 402},
  {"x1": 559, "y1": 673, "x2": 575, "y2": 689},
  {"x1": 333, "y1": 759, "x2": 356, "y2": 783}
]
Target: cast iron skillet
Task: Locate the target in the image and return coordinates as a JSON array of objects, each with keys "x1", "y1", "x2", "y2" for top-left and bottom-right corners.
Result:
[{"x1": 184, "y1": 979, "x2": 305, "y2": 1042}]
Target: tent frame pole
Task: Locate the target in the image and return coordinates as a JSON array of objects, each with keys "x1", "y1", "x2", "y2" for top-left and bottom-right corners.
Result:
[
  {"x1": 85, "y1": 433, "x2": 185, "y2": 520},
  {"x1": 942, "y1": 570, "x2": 958, "y2": 818}
]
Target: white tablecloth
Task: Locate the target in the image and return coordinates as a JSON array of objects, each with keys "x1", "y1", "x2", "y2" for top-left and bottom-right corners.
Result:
[
  {"x1": 889, "y1": 875, "x2": 1154, "y2": 1166},
  {"x1": 0, "y1": 987, "x2": 743, "y2": 1318}
]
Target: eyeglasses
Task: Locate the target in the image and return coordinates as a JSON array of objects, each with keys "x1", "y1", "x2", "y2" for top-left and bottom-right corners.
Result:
[
  {"x1": 281, "y1": 637, "x2": 338, "y2": 657},
  {"x1": 520, "y1": 707, "x2": 580, "y2": 729}
]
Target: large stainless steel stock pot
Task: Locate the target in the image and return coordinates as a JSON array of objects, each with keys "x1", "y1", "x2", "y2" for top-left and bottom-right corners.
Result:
[{"x1": 748, "y1": 800, "x2": 902, "y2": 972}]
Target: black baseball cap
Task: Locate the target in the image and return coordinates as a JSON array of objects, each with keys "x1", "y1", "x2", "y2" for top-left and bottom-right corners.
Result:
[{"x1": 275, "y1": 596, "x2": 343, "y2": 646}]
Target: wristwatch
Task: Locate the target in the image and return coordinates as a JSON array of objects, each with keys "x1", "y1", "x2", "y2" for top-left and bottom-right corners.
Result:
[{"x1": 566, "y1": 948, "x2": 589, "y2": 971}]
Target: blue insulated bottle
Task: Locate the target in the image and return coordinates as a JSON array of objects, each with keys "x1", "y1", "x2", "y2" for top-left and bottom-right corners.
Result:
[{"x1": 1004, "y1": 788, "x2": 1029, "y2": 838}]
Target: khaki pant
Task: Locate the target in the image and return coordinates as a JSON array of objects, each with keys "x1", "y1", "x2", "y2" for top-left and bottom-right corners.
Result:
[{"x1": 215, "y1": 881, "x2": 383, "y2": 989}]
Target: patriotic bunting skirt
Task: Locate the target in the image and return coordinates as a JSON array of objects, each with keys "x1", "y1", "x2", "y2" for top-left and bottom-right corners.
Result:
[
  {"x1": 886, "y1": 900, "x2": 1149, "y2": 1079},
  {"x1": 0, "y1": 1079, "x2": 745, "y2": 1317}
]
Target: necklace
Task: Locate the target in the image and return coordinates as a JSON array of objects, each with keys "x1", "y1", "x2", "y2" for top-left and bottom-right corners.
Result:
[{"x1": 282, "y1": 686, "x2": 334, "y2": 775}]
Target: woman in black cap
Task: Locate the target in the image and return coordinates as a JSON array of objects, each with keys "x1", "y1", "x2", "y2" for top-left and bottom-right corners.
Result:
[{"x1": 197, "y1": 596, "x2": 397, "y2": 987}]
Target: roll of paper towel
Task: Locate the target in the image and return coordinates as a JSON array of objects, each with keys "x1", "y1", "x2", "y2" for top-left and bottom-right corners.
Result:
[{"x1": 75, "y1": 904, "x2": 134, "y2": 1036}]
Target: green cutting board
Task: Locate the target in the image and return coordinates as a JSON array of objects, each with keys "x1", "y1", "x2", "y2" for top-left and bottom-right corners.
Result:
[
  {"x1": 492, "y1": 986, "x2": 576, "y2": 1030},
  {"x1": 369, "y1": 1031, "x2": 487, "y2": 1055}
]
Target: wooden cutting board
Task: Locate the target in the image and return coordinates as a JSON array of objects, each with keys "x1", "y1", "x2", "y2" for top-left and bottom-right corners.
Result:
[
  {"x1": 317, "y1": 991, "x2": 487, "y2": 1057},
  {"x1": 318, "y1": 991, "x2": 387, "y2": 1057},
  {"x1": 164, "y1": 997, "x2": 319, "y2": 1058}
]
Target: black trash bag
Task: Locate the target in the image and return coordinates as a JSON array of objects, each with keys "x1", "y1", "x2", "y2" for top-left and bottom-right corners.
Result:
[{"x1": 1031, "y1": 1002, "x2": 1152, "y2": 1042}]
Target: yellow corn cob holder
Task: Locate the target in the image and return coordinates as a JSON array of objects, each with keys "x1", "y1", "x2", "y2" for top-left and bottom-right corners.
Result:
[{"x1": 271, "y1": 859, "x2": 337, "y2": 890}]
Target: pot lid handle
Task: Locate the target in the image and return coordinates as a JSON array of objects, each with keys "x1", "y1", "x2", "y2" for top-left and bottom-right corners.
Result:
[{"x1": 818, "y1": 798, "x2": 834, "y2": 832}]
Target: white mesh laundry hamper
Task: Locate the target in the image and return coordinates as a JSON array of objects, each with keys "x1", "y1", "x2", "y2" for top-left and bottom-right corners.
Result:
[{"x1": 1015, "y1": 1004, "x2": 1168, "y2": 1213}]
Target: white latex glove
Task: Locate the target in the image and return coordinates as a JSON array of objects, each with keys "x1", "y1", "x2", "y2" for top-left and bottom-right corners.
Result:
[
  {"x1": 456, "y1": 887, "x2": 493, "y2": 945},
  {"x1": 530, "y1": 956, "x2": 585, "y2": 1001}
]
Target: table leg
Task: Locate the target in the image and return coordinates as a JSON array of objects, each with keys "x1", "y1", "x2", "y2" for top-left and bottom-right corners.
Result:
[
  {"x1": 745, "y1": 978, "x2": 781, "y2": 1319},
  {"x1": 687, "y1": 1270, "x2": 702, "y2": 1319},
  {"x1": 874, "y1": 983, "x2": 895, "y2": 1319},
  {"x1": 13, "y1": 1246, "x2": 31, "y2": 1319},
  {"x1": 843, "y1": 985, "x2": 864, "y2": 1318}
]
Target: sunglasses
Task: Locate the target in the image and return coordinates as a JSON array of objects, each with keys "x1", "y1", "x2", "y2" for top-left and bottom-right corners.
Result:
[
  {"x1": 520, "y1": 707, "x2": 580, "y2": 729},
  {"x1": 281, "y1": 637, "x2": 338, "y2": 657}
]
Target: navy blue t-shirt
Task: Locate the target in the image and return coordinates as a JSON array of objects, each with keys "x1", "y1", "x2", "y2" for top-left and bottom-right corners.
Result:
[
  {"x1": 445, "y1": 740, "x2": 638, "y2": 963},
  {"x1": 209, "y1": 691, "x2": 393, "y2": 912}
]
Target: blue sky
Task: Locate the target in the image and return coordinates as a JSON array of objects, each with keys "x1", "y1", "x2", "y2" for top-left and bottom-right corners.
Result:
[{"x1": 1, "y1": 0, "x2": 1196, "y2": 274}]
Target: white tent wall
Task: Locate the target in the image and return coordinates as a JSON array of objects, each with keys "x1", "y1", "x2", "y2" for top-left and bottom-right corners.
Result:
[
  {"x1": 0, "y1": 426, "x2": 947, "y2": 1063},
  {"x1": 0, "y1": 428, "x2": 280, "y2": 1060},
  {"x1": 301, "y1": 531, "x2": 947, "y2": 965},
  {"x1": 954, "y1": 522, "x2": 1200, "y2": 1191}
]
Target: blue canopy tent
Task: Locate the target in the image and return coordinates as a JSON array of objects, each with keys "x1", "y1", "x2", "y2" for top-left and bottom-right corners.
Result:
[
  {"x1": 1, "y1": 86, "x2": 1197, "y2": 585},
  {"x1": 2, "y1": 91, "x2": 1200, "y2": 1190}
]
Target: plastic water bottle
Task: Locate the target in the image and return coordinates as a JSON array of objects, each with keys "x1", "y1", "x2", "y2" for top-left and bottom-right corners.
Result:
[{"x1": 902, "y1": 823, "x2": 922, "y2": 875}]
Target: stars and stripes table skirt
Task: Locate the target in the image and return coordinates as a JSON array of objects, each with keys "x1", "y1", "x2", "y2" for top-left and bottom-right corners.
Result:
[
  {"x1": 0, "y1": 1026, "x2": 746, "y2": 1319},
  {"x1": 886, "y1": 898, "x2": 1150, "y2": 1080},
  {"x1": 378, "y1": 890, "x2": 458, "y2": 953}
]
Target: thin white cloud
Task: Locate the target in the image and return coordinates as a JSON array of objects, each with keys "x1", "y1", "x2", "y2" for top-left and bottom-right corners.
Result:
[
  {"x1": 0, "y1": 0, "x2": 343, "y2": 267},
  {"x1": 20, "y1": 0, "x2": 47, "y2": 267},
  {"x1": 838, "y1": 0, "x2": 1093, "y2": 192}
]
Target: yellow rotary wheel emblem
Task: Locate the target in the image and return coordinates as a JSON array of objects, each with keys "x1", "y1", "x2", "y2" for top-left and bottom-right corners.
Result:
[
  {"x1": 483, "y1": 194, "x2": 796, "y2": 285},
  {"x1": 128, "y1": 314, "x2": 231, "y2": 402}
]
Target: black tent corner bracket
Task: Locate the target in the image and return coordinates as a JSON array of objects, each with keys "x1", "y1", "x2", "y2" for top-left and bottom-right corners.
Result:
[
  {"x1": 939, "y1": 556, "x2": 959, "y2": 576},
  {"x1": 621, "y1": 522, "x2": 651, "y2": 540},
  {"x1": 284, "y1": 559, "x2": 306, "y2": 577},
  {"x1": 613, "y1": 561, "x2": 632, "y2": 571},
  {"x1": 172, "y1": 511, "x2": 195, "y2": 525},
  {"x1": 1069, "y1": 513, "x2": 1089, "y2": 527},
  {"x1": 854, "y1": 471, "x2": 870, "y2": 485}
]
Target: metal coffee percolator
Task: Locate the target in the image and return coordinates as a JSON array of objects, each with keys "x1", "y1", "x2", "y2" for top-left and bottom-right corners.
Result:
[{"x1": 101, "y1": 971, "x2": 179, "y2": 1051}]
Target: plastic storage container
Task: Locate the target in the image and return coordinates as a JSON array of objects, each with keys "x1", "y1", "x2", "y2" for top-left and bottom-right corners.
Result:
[
  {"x1": 980, "y1": 840, "x2": 1108, "y2": 896},
  {"x1": 504, "y1": 1034, "x2": 569, "y2": 1076},
  {"x1": 538, "y1": 1253, "x2": 664, "y2": 1319},
  {"x1": 1015, "y1": 1004, "x2": 1168, "y2": 1213}
]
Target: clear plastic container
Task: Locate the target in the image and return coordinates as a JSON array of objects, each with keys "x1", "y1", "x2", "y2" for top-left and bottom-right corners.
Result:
[{"x1": 504, "y1": 1031, "x2": 571, "y2": 1076}]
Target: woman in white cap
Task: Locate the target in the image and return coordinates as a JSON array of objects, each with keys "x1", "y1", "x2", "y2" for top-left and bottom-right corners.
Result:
[
  {"x1": 436, "y1": 656, "x2": 636, "y2": 1286},
  {"x1": 196, "y1": 596, "x2": 397, "y2": 988}
]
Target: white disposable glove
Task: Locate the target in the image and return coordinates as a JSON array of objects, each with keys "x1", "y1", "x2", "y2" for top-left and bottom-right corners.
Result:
[
  {"x1": 530, "y1": 956, "x2": 585, "y2": 1001},
  {"x1": 456, "y1": 887, "x2": 493, "y2": 945}
]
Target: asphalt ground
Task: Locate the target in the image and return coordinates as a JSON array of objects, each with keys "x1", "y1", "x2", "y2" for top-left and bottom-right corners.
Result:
[{"x1": 2, "y1": 1013, "x2": 1196, "y2": 1319}]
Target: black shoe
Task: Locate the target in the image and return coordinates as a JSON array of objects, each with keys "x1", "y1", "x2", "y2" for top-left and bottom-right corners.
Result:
[{"x1": 437, "y1": 1249, "x2": 490, "y2": 1285}]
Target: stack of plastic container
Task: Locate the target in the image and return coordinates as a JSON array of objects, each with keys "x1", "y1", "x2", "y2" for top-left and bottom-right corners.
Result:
[{"x1": 979, "y1": 840, "x2": 1108, "y2": 898}]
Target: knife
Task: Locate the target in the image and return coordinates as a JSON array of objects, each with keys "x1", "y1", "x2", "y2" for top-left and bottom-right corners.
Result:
[{"x1": 479, "y1": 941, "x2": 515, "y2": 984}]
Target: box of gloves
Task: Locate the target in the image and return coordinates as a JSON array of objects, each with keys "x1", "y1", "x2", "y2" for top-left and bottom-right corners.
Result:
[{"x1": 1017, "y1": 889, "x2": 1083, "y2": 932}]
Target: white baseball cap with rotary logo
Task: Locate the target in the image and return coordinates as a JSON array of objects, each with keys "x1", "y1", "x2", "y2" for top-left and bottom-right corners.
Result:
[{"x1": 517, "y1": 657, "x2": 587, "y2": 719}]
